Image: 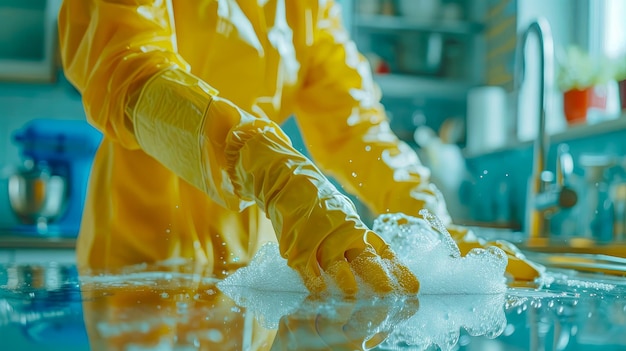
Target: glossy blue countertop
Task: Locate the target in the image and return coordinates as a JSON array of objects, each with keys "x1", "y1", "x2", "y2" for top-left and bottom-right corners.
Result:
[{"x1": 1, "y1": 262, "x2": 626, "y2": 350}]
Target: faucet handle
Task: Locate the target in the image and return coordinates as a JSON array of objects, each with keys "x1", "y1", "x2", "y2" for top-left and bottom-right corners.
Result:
[
  {"x1": 558, "y1": 186, "x2": 578, "y2": 208},
  {"x1": 556, "y1": 144, "x2": 574, "y2": 187}
]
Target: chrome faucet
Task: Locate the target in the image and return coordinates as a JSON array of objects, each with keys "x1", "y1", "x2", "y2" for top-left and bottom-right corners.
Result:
[{"x1": 516, "y1": 19, "x2": 577, "y2": 240}]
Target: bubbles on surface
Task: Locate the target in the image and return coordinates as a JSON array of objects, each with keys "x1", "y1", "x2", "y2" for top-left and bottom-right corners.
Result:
[
  {"x1": 373, "y1": 212, "x2": 508, "y2": 295},
  {"x1": 218, "y1": 212, "x2": 507, "y2": 300},
  {"x1": 217, "y1": 243, "x2": 308, "y2": 328},
  {"x1": 566, "y1": 280, "x2": 616, "y2": 291},
  {"x1": 418, "y1": 209, "x2": 460, "y2": 258},
  {"x1": 380, "y1": 294, "x2": 507, "y2": 351},
  {"x1": 217, "y1": 244, "x2": 307, "y2": 294}
]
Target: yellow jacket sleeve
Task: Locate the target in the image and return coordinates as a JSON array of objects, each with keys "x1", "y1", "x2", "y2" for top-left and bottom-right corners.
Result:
[
  {"x1": 59, "y1": 0, "x2": 247, "y2": 209},
  {"x1": 293, "y1": 0, "x2": 452, "y2": 225},
  {"x1": 59, "y1": 0, "x2": 419, "y2": 295},
  {"x1": 59, "y1": 0, "x2": 186, "y2": 150}
]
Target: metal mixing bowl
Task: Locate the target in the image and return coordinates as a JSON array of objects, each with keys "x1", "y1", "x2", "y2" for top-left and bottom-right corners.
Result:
[{"x1": 8, "y1": 165, "x2": 68, "y2": 226}]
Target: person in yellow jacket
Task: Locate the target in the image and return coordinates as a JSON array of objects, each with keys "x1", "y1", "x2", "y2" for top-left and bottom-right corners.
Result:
[{"x1": 58, "y1": 0, "x2": 540, "y2": 297}]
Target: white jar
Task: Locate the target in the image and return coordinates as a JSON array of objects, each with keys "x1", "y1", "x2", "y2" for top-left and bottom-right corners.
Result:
[
  {"x1": 358, "y1": 0, "x2": 381, "y2": 15},
  {"x1": 398, "y1": 0, "x2": 441, "y2": 22}
]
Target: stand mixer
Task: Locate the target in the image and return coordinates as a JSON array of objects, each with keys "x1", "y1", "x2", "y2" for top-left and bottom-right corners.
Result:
[{"x1": 8, "y1": 119, "x2": 102, "y2": 237}]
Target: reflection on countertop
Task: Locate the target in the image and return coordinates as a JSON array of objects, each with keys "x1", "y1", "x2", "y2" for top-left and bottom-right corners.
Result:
[{"x1": 2, "y1": 261, "x2": 626, "y2": 350}]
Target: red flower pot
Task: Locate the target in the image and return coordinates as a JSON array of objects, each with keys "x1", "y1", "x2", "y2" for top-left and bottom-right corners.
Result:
[{"x1": 563, "y1": 86, "x2": 607, "y2": 124}]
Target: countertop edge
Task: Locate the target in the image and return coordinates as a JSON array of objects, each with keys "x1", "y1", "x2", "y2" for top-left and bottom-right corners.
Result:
[{"x1": 0, "y1": 234, "x2": 76, "y2": 249}]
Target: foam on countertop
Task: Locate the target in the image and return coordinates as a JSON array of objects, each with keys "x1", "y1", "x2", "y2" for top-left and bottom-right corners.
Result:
[{"x1": 218, "y1": 212, "x2": 508, "y2": 297}]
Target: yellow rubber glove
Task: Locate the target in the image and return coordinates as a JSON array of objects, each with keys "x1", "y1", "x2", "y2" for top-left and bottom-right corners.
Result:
[
  {"x1": 271, "y1": 296, "x2": 420, "y2": 350},
  {"x1": 446, "y1": 224, "x2": 544, "y2": 282},
  {"x1": 131, "y1": 69, "x2": 418, "y2": 297},
  {"x1": 228, "y1": 121, "x2": 419, "y2": 296}
]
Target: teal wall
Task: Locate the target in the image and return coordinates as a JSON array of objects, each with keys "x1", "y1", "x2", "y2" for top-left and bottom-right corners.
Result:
[{"x1": 464, "y1": 124, "x2": 626, "y2": 237}]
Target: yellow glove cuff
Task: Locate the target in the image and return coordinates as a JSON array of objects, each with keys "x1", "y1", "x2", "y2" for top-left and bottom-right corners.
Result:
[{"x1": 131, "y1": 68, "x2": 252, "y2": 210}]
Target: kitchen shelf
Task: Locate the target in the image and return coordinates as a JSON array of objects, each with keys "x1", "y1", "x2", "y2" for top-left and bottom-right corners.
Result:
[
  {"x1": 464, "y1": 114, "x2": 626, "y2": 158},
  {"x1": 355, "y1": 15, "x2": 485, "y2": 35},
  {"x1": 374, "y1": 73, "x2": 475, "y2": 99}
]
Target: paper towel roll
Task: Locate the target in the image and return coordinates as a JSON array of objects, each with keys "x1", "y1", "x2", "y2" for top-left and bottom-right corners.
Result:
[{"x1": 466, "y1": 86, "x2": 508, "y2": 154}]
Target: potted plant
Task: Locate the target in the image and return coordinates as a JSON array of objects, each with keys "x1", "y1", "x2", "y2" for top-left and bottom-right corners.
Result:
[{"x1": 557, "y1": 46, "x2": 609, "y2": 124}]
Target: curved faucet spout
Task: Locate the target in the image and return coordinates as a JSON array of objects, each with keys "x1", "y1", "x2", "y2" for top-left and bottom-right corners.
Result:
[
  {"x1": 516, "y1": 18, "x2": 555, "y2": 190},
  {"x1": 516, "y1": 18, "x2": 574, "y2": 239}
]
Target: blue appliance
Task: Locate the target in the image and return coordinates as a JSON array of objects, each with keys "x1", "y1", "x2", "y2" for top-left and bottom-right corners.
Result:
[{"x1": 11, "y1": 119, "x2": 102, "y2": 237}]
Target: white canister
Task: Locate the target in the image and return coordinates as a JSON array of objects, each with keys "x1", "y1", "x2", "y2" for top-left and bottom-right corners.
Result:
[
  {"x1": 398, "y1": 0, "x2": 441, "y2": 22},
  {"x1": 358, "y1": 0, "x2": 381, "y2": 15},
  {"x1": 466, "y1": 86, "x2": 508, "y2": 154}
]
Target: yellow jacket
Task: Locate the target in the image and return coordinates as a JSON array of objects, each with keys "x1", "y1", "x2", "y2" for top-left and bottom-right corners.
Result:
[{"x1": 58, "y1": 0, "x2": 537, "y2": 291}]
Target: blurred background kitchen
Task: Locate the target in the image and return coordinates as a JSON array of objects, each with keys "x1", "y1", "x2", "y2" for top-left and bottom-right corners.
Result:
[{"x1": 1, "y1": 0, "x2": 626, "y2": 264}]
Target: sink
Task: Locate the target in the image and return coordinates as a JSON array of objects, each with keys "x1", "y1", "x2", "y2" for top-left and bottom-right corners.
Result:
[
  {"x1": 524, "y1": 251, "x2": 626, "y2": 275},
  {"x1": 471, "y1": 227, "x2": 626, "y2": 276},
  {"x1": 520, "y1": 237, "x2": 626, "y2": 257},
  {"x1": 517, "y1": 237, "x2": 626, "y2": 276}
]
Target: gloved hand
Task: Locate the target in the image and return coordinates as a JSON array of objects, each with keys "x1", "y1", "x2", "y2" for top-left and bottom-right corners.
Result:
[
  {"x1": 447, "y1": 224, "x2": 544, "y2": 282},
  {"x1": 131, "y1": 69, "x2": 419, "y2": 297},
  {"x1": 271, "y1": 296, "x2": 420, "y2": 350},
  {"x1": 228, "y1": 120, "x2": 420, "y2": 296}
]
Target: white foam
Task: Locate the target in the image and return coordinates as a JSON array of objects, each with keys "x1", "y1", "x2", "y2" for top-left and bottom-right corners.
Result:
[
  {"x1": 220, "y1": 212, "x2": 507, "y2": 297},
  {"x1": 565, "y1": 279, "x2": 616, "y2": 291},
  {"x1": 380, "y1": 294, "x2": 507, "y2": 351},
  {"x1": 418, "y1": 209, "x2": 461, "y2": 258},
  {"x1": 217, "y1": 214, "x2": 511, "y2": 349},
  {"x1": 373, "y1": 212, "x2": 508, "y2": 294},
  {"x1": 216, "y1": 244, "x2": 308, "y2": 328}
]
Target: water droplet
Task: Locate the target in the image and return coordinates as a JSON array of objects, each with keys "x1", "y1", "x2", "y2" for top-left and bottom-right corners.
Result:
[
  {"x1": 351, "y1": 172, "x2": 357, "y2": 178},
  {"x1": 207, "y1": 329, "x2": 223, "y2": 343},
  {"x1": 177, "y1": 302, "x2": 188, "y2": 313},
  {"x1": 165, "y1": 229, "x2": 171, "y2": 234},
  {"x1": 365, "y1": 146, "x2": 371, "y2": 152},
  {"x1": 483, "y1": 170, "x2": 489, "y2": 175}
]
